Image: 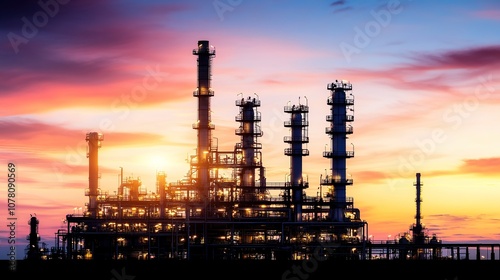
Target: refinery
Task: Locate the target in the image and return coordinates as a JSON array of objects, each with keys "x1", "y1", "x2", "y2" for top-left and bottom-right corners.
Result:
[{"x1": 22, "y1": 40, "x2": 500, "y2": 264}]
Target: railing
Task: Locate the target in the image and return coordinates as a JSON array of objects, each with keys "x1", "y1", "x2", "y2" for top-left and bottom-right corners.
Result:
[
  {"x1": 320, "y1": 177, "x2": 353, "y2": 185},
  {"x1": 325, "y1": 125, "x2": 353, "y2": 134},
  {"x1": 326, "y1": 114, "x2": 354, "y2": 122},
  {"x1": 327, "y1": 97, "x2": 354, "y2": 105},
  {"x1": 236, "y1": 97, "x2": 261, "y2": 107},
  {"x1": 323, "y1": 150, "x2": 354, "y2": 158},
  {"x1": 284, "y1": 104, "x2": 309, "y2": 112},
  {"x1": 193, "y1": 88, "x2": 215, "y2": 96},
  {"x1": 284, "y1": 148, "x2": 309, "y2": 156},
  {"x1": 283, "y1": 136, "x2": 309, "y2": 143},
  {"x1": 327, "y1": 81, "x2": 352, "y2": 90}
]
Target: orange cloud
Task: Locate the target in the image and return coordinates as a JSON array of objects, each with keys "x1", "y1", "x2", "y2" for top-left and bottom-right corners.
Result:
[
  {"x1": 458, "y1": 157, "x2": 500, "y2": 176},
  {"x1": 411, "y1": 157, "x2": 500, "y2": 178},
  {"x1": 353, "y1": 170, "x2": 389, "y2": 184}
]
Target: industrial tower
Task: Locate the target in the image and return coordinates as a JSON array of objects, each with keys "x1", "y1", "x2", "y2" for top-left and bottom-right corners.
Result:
[
  {"x1": 284, "y1": 98, "x2": 309, "y2": 222},
  {"x1": 412, "y1": 173, "x2": 425, "y2": 245},
  {"x1": 235, "y1": 94, "x2": 265, "y2": 200},
  {"x1": 85, "y1": 131, "x2": 103, "y2": 218},
  {"x1": 321, "y1": 80, "x2": 358, "y2": 239},
  {"x1": 26, "y1": 215, "x2": 40, "y2": 260},
  {"x1": 192, "y1": 40, "x2": 215, "y2": 203},
  {"x1": 59, "y1": 40, "x2": 370, "y2": 262},
  {"x1": 29, "y1": 40, "x2": 500, "y2": 263}
]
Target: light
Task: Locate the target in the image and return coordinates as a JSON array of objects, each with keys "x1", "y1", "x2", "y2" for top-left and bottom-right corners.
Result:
[{"x1": 149, "y1": 155, "x2": 168, "y2": 170}]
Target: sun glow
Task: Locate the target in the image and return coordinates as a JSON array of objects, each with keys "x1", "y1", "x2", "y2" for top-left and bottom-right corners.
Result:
[{"x1": 148, "y1": 155, "x2": 169, "y2": 171}]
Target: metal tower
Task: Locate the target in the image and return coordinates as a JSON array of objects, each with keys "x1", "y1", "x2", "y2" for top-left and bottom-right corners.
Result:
[
  {"x1": 192, "y1": 40, "x2": 216, "y2": 200},
  {"x1": 26, "y1": 215, "x2": 40, "y2": 260},
  {"x1": 412, "y1": 173, "x2": 425, "y2": 244},
  {"x1": 85, "y1": 132, "x2": 103, "y2": 218},
  {"x1": 321, "y1": 80, "x2": 355, "y2": 223},
  {"x1": 235, "y1": 94, "x2": 264, "y2": 200},
  {"x1": 284, "y1": 97, "x2": 309, "y2": 221}
]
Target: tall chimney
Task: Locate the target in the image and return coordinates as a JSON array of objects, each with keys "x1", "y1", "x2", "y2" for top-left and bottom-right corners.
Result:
[
  {"x1": 192, "y1": 40, "x2": 215, "y2": 198},
  {"x1": 86, "y1": 132, "x2": 103, "y2": 218}
]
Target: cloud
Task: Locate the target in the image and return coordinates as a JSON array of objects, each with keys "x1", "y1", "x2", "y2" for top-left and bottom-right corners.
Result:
[
  {"x1": 343, "y1": 45, "x2": 500, "y2": 91},
  {"x1": 0, "y1": 118, "x2": 84, "y2": 149},
  {"x1": 0, "y1": 118, "x2": 169, "y2": 149},
  {"x1": 332, "y1": 7, "x2": 353, "y2": 14},
  {"x1": 260, "y1": 79, "x2": 284, "y2": 85},
  {"x1": 0, "y1": 0, "x2": 43, "y2": 30},
  {"x1": 458, "y1": 157, "x2": 500, "y2": 176},
  {"x1": 472, "y1": 10, "x2": 500, "y2": 21},
  {"x1": 425, "y1": 213, "x2": 500, "y2": 241},
  {"x1": 339, "y1": 45, "x2": 500, "y2": 142},
  {"x1": 413, "y1": 45, "x2": 500, "y2": 70},
  {"x1": 330, "y1": 0, "x2": 346, "y2": 7},
  {"x1": 0, "y1": 0, "x2": 196, "y2": 115},
  {"x1": 103, "y1": 131, "x2": 170, "y2": 148},
  {"x1": 353, "y1": 170, "x2": 388, "y2": 184},
  {"x1": 330, "y1": 0, "x2": 352, "y2": 14},
  {"x1": 0, "y1": 118, "x2": 172, "y2": 183},
  {"x1": 417, "y1": 157, "x2": 500, "y2": 179}
]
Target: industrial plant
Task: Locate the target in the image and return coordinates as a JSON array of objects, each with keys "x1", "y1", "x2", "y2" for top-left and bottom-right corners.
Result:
[{"x1": 25, "y1": 40, "x2": 500, "y2": 262}]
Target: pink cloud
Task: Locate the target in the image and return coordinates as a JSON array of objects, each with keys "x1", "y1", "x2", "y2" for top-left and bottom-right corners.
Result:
[
  {"x1": 413, "y1": 45, "x2": 500, "y2": 70},
  {"x1": 342, "y1": 45, "x2": 500, "y2": 93},
  {"x1": 32, "y1": 80, "x2": 194, "y2": 115},
  {"x1": 0, "y1": 1, "x2": 200, "y2": 116},
  {"x1": 0, "y1": 119, "x2": 171, "y2": 149},
  {"x1": 472, "y1": 10, "x2": 500, "y2": 21},
  {"x1": 338, "y1": 45, "x2": 500, "y2": 144},
  {"x1": 403, "y1": 157, "x2": 500, "y2": 178},
  {"x1": 0, "y1": 119, "x2": 178, "y2": 188},
  {"x1": 458, "y1": 157, "x2": 500, "y2": 176}
]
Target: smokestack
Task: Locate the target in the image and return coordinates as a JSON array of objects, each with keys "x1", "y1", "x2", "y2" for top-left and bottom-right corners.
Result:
[
  {"x1": 412, "y1": 172, "x2": 424, "y2": 244},
  {"x1": 86, "y1": 132, "x2": 103, "y2": 218},
  {"x1": 192, "y1": 40, "x2": 215, "y2": 197}
]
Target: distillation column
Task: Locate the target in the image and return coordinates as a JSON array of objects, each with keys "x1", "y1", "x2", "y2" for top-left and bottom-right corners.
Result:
[
  {"x1": 26, "y1": 215, "x2": 40, "y2": 259},
  {"x1": 192, "y1": 40, "x2": 216, "y2": 199},
  {"x1": 321, "y1": 81, "x2": 354, "y2": 222},
  {"x1": 86, "y1": 132, "x2": 103, "y2": 218},
  {"x1": 157, "y1": 171, "x2": 167, "y2": 219},
  {"x1": 412, "y1": 173, "x2": 425, "y2": 244},
  {"x1": 284, "y1": 98, "x2": 309, "y2": 221},
  {"x1": 235, "y1": 95, "x2": 264, "y2": 200}
]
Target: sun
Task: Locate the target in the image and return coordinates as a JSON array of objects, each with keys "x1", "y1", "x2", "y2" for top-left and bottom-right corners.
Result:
[{"x1": 148, "y1": 155, "x2": 168, "y2": 171}]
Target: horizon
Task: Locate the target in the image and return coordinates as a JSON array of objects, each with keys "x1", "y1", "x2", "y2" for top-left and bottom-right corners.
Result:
[{"x1": 1, "y1": 0, "x2": 500, "y2": 261}]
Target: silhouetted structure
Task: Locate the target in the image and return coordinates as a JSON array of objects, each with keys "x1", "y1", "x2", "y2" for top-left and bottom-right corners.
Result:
[
  {"x1": 54, "y1": 40, "x2": 366, "y2": 261},
  {"x1": 28, "y1": 40, "x2": 499, "y2": 262},
  {"x1": 26, "y1": 215, "x2": 40, "y2": 260}
]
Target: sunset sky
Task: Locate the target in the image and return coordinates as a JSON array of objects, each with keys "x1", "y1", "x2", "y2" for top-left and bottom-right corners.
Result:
[{"x1": 1, "y1": 0, "x2": 500, "y2": 259}]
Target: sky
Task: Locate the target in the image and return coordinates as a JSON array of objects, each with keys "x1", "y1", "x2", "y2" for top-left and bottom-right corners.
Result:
[{"x1": 0, "y1": 0, "x2": 500, "y2": 260}]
